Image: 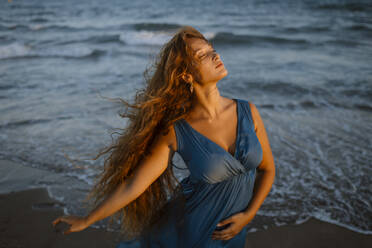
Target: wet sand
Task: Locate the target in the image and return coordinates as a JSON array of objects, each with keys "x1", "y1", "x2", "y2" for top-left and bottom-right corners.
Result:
[{"x1": 0, "y1": 188, "x2": 119, "y2": 248}]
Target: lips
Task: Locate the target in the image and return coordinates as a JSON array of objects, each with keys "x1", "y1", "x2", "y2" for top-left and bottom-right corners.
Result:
[{"x1": 216, "y1": 62, "x2": 223, "y2": 68}]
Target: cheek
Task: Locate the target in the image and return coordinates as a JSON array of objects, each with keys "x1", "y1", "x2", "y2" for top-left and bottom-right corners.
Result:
[
  {"x1": 196, "y1": 67, "x2": 208, "y2": 81},
  {"x1": 200, "y1": 66, "x2": 214, "y2": 78}
]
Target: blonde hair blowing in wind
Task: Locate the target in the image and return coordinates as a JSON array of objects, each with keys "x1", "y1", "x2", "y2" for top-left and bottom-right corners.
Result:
[{"x1": 85, "y1": 26, "x2": 210, "y2": 240}]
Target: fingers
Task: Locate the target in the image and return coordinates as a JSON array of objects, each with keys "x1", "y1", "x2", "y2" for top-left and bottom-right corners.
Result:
[
  {"x1": 64, "y1": 228, "x2": 72, "y2": 235},
  {"x1": 212, "y1": 226, "x2": 235, "y2": 240},
  {"x1": 217, "y1": 217, "x2": 232, "y2": 227},
  {"x1": 212, "y1": 231, "x2": 233, "y2": 240},
  {"x1": 52, "y1": 216, "x2": 72, "y2": 235},
  {"x1": 53, "y1": 215, "x2": 75, "y2": 225},
  {"x1": 52, "y1": 216, "x2": 67, "y2": 226},
  {"x1": 52, "y1": 217, "x2": 62, "y2": 226}
]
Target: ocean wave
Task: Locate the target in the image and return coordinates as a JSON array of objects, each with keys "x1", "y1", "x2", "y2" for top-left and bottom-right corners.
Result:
[
  {"x1": 56, "y1": 34, "x2": 125, "y2": 46},
  {"x1": 210, "y1": 32, "x2": 309, "y2": 47},
  {"x1": 133, "y1": 22, "x2": 182, "y2": 31},
  {"x1": 30, "y1": 17, "x2": 49, "y2": 23},
  {"x1": 258, "y1": 101, "x2": 323, "y2": 110},
  {"x1": 119, "y1": 30, "x2": 173, "y2": 46},
  {"x1": 283, "y1": 26, "x2": 330, "y2": 34},
  {"x1": 260, "y1": 100, "x2": 372, "y2": 112},
  {"x1": 0, "y1": 21, "x2": 182, "y2": 36},
  {"x1": 8, "y1": 4, "x2": 52, "y2": 11},
  {"x1": 0, "y1": 119, "x2": 52, "y2": 129},
  {"x1": 5, "y1": 26, "x2": 211, "y2": 48},
  {"x1": 0, "y1": 43, "x2": 32, "y2": 59},
  {"x1": 325, "y1": 79, "x2": 372, "y2": 100},
  {"x1": 246, "y1": 80, "x2": 372, "y2": 111},
  {"x1": 346, "y1": 24, "x2": 372, "y2": 32},
  {"x1": 0, "y1": 23, "x2": 101, "y2": 32},
  {"x1": 314, "y1": 3, "x2": 372, "y2": 12},
  {"x1": 1, "y1": 24, "x2": 176, "y2": 46},
  {"x1": 81, "y1": 49, "x2": 106, "y2": 59},
  {"x1": 28, "y1": 24, "x2": 97, "y2": 32},
  {"x1": 322, "y1": 39, "x2": 361, "y2": 47},
  {"x1": 354, "y1": 104, "x2": 372, "y2": 112},
  {"x1": 246, "y1": 81, "x2": 311, "y2": 96},
  {"x1": 0, "y1": 42, "x2": 106, "y2": 60},
  {"x1": 273, "y1": 23, "x2": 372, "y2": 35},
  {"x1": 86, "y1": 34, "x2": 123, "y2": 44},
  {"x1": 0, "y1": 24, "x2": 29, "y2": 31},
  {"x1": 0, "y1": 84, "x2": 15, "y2": 90}
]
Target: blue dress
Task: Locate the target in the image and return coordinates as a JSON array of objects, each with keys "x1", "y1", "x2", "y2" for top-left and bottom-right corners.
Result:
[{"x1": 116, "y1": 98, "x2": 263, "y2": 248}]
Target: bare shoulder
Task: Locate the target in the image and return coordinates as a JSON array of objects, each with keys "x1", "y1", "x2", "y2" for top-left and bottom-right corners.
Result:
[{"x1": 222, "y1": 96, "x2": 237, "y2": 109}]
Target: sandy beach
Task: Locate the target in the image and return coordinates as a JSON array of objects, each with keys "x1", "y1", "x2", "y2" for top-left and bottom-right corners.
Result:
[{"x1": 1, "y1": 160, "x2": 371, "y2": 248}]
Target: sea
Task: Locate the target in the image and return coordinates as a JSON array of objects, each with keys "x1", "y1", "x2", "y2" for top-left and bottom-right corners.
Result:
[{"x1": 0, "y1": 0, "x2": 371, "y2": 235}]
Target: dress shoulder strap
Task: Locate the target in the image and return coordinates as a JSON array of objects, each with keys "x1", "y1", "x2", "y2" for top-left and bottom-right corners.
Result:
[
  {"x1": 237, "y1": 98, "x2": 254, "y2": 128},
  {"x1": 172, "y1": 119, "x2": 193, "y2": 170},
  {"x1": 172, "y1": 119, "x2": 187, "y2": 154}
]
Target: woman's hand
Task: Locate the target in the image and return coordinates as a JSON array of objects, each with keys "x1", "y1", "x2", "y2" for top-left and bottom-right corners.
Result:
[
  {"x1": 211, "y1": 211, "x2": 255, "y2": 241},
  {"x1": 52, "y1": 215, "x2": 89, "y2": 235}
]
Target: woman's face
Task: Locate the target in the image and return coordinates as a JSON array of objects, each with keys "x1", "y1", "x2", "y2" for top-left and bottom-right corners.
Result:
[{"x1": 187, "y1": 38, "x2": 228, "y2": 85}]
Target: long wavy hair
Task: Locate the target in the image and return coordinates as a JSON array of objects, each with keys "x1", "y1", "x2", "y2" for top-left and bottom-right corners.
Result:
[{"x1": 84, "y1": 26, "x2": 210, "y2": 240}]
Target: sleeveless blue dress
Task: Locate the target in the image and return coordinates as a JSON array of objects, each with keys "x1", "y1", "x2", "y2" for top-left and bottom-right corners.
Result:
[{"x1": 116, "y1": 98, "x2": 263, "y2": 248}]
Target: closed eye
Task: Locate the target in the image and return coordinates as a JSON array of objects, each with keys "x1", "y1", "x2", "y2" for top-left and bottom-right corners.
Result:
[{"x1": 199, "y1": 49, "x2": 216, "y2": 59}]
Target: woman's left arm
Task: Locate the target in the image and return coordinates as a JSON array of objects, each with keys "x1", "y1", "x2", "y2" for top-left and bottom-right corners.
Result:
[{"x1": 242, "y1": 102, "x2": 276, "y2": 222}]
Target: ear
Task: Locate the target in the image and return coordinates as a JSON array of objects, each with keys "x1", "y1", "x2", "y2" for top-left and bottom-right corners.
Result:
[{"x1": 182, "y1": 73, "x2": 193, "y2": 83}]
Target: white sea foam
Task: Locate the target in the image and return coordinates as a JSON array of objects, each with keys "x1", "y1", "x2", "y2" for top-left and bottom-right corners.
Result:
[
  {"x1": 119, "y1": 30, "x2": 173, "y2": 46},
  {"x1": 64, "y1": 170, "x2": 96, "y2": 186},
  {"x1": 312, "y1": 212, "x2": 372, "y2": 235},
  {"x1": 118, "y1": 30, "x2": 217, "y2": 46},
  {"x1": 0, "y1": 42, "x2": 32, "y2": 59},
  {"x1": 204, "y1": 32, "x2": 217, "y2": 40},
  {"x1": 45, "y1": 186, "x2": 65, "y2": 203},
  {"x1": 0, "y1": 42, "x2": 97, "y2": 59},
  {"x1": 30, "y1": 24, "x2": 45, "y2": 30}
]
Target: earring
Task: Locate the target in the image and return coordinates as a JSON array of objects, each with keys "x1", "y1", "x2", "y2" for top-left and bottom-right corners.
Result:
[{"x1": 188, "y1": 82, "x2": 194, "y2": 93}]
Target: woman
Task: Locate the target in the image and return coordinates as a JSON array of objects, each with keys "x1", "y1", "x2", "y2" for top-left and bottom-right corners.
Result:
[{"x1": 52, "y1": 26, "x2": 275, "y2": 247}]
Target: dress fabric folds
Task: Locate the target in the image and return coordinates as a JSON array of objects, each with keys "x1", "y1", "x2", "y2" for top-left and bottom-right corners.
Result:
[{"x1": 116, "y1": 98, "x2": 263, "y2": 248}]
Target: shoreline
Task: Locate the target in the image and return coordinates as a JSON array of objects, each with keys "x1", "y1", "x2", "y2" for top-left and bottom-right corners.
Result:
[{"x1": 1, "y1": 159, "x2": 371, "y2": 247}]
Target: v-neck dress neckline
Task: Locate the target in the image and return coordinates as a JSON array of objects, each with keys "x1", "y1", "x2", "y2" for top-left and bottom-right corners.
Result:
[{"x1": 180, "y1": 98, "x2": 240, "y2": 159}]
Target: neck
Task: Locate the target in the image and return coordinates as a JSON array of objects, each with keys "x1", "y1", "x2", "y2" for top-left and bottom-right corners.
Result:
[{"x1": 189, "y1": 84, "x2": 224, "y2": 122}]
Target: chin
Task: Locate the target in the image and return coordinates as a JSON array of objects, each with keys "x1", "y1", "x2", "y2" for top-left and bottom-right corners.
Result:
[
  {"x1": 215, "y1": 74, "x2": 228, "y2": 84},
  {"x1": 220, "y1": 69, "x2": 228, "y2": 78}
]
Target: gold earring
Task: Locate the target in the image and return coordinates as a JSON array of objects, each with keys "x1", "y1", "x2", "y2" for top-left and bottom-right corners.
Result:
[{"x1": 188, "y1": 82, "x2": 194, "y2": 93}]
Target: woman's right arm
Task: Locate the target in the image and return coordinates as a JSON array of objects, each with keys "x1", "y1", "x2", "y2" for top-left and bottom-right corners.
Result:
[{"x1": 52, "y1": 129, "x2": 175, "y2": 234}]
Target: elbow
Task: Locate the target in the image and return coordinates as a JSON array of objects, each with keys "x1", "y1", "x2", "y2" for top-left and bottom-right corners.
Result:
[
  {"x1": 257, "y1": 158, "x2": 275, "y2": 173},
  {"x1": 258, "y1": 166, "x2": 275, "y2": 176},
  {"x1": 256, "y1": 164, "x2": 276, "y2": 189},
  {"x1": 256, "y1": 161, "x2": 276, "y2": 179}
]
